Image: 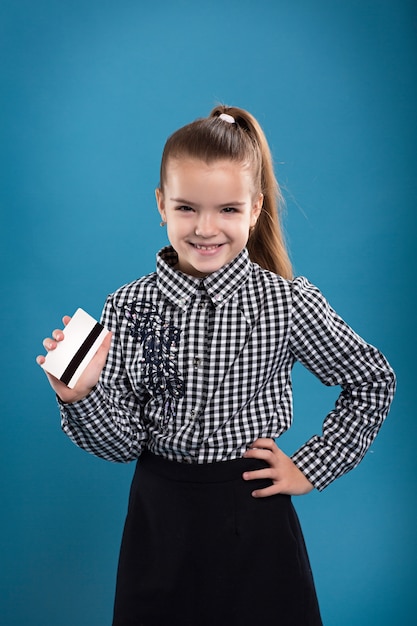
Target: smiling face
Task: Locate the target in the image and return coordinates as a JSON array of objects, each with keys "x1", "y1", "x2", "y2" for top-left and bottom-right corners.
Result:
[{"x1": 156, "y1": 158, "x2": 263, "y2": 278}]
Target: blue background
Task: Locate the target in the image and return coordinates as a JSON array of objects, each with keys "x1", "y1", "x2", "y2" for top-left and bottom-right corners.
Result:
[{"x1": 1, "y1": 1, "x2": 415, "y2": 624}]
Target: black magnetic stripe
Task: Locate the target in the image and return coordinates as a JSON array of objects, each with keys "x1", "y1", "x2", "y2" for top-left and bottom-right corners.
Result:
[{"x1": 60, "y1": 322, "x2": 104, "y2": 386}]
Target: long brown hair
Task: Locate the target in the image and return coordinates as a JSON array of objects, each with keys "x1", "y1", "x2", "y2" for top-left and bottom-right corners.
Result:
[{"x1": 159, "y1": 105, "x2": 293, "y2": 279}]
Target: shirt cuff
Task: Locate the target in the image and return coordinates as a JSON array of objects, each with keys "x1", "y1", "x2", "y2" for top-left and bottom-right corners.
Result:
[
  {"x1": 58, "y1": 383, "x2": 107, "y2": 423},
  {"x1": 291, "y1": 437, "x2": 336, "y2": 491}
]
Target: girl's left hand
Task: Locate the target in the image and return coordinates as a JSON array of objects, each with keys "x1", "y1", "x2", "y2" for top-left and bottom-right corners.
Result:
[{"x1": 242, "y1": 438, "x2": 314, "y2": 498}]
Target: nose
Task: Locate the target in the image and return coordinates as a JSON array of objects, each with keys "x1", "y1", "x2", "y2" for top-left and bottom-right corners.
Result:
[{"x1": 194, "y1": 212, "x2": 219, "y2": 238}]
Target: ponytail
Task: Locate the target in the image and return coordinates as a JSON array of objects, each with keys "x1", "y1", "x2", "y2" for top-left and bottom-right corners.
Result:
[{"x1": 160, "y1": 105, "x2": 293, "y2": 279}]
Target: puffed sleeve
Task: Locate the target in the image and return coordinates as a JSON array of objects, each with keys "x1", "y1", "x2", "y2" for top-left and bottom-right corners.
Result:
[
  {"x1": 289, "y1": 277, "x2": 396, "y2": 491},
  {"x1": 59, "y1": 294, "x2": 150, "y2": 462}
]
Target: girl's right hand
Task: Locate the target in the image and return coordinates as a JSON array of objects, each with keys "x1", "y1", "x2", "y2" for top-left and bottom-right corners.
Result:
[{"x1": 36, "y1": 315, "x2": 112, "y2": 404}]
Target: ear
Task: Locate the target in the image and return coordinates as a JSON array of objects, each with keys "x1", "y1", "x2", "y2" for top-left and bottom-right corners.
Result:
[
  {"x1": 250, "y1": 193, "x2": 263, "y2": 228},
  {"x1": 155, "y1": 188, "x2": 166, "y2": 222}
]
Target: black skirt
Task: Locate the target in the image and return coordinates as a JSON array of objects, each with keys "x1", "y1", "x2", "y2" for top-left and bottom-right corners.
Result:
[{"x1": 113, "y1": 451, "x2": 323, "y2": 626}]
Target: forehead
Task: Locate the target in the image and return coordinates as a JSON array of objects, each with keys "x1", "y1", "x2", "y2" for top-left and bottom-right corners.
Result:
[{"x1": 164, "y1": 158, "x2": 256, "y2": 193}]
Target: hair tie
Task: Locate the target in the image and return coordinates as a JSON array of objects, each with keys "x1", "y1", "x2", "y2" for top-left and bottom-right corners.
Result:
[{"x1": 218, "y1": 113, "x2": 235, "y2": 124}]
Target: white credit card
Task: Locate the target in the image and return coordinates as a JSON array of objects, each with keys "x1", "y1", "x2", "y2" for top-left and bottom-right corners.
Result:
[{"x1": 41, "y1": 308, "x2": 110, "y2": 389}]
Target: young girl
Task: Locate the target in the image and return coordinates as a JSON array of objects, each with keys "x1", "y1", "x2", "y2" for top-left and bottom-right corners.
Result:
[{"x1": 37, "y1": 105, "x2": 396, "y2": 626}]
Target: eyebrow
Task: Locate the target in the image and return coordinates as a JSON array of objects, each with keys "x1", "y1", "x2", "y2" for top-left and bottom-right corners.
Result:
[{"x1": 170, "y1": 197, "x2": 246, "y2": 208}]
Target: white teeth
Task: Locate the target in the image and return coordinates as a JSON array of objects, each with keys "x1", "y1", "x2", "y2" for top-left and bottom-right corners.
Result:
[{"x1": 194, "y1": 244, "x2": 220, "y2": 250}]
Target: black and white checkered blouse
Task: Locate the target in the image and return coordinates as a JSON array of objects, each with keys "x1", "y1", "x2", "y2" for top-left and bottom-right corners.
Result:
[{"x1": 60, "y1": 246, "x2": 396, "y2": 490}]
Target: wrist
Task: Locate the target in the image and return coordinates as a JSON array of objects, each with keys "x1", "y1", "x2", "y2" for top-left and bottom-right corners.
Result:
[{"x1": 57, "y1": 385, "x2": 95, "y2": 405}]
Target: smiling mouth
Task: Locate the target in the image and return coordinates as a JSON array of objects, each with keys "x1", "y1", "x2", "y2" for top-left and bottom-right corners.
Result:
[{"x1": 192, "y1": 243, "x2": 223, "y2": 250}]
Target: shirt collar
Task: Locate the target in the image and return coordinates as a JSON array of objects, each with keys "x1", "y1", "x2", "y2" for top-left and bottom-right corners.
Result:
[{"x1": 156, "y1": 246, "x2": 252, "y2": 310}]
